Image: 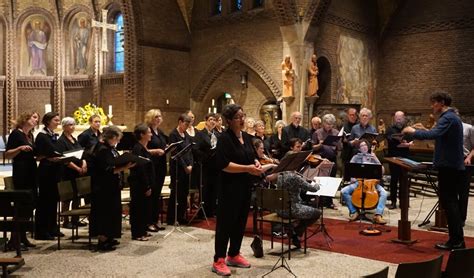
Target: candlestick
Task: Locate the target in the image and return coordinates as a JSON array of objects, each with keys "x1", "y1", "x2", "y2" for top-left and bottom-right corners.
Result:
[
  {"x1": 208, "y1": 107, "x2": 211, "y2": 113},
  {"x1": 166, "y1": 99, "x2": 169, "y2": 105},
  {"x1": 108, "y1": 105, "x2": 113, "y2": 115},
  {"x1": 213, "y1": 107, "x2": 217, "y2": 113},
  {"x1": 212, "y1": 99, "x2": 215, "y2": 106}
]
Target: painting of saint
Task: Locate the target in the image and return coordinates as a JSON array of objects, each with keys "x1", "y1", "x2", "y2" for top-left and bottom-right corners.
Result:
[
  {"x1": 71, "y1": 15, "x2": 91, "y2": 74},
  {"x1": 25, "y1": 18, "x2": 51, "y2": 75}
]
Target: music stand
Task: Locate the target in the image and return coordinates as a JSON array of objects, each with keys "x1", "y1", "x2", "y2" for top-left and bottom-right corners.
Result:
[
  {"x1": 164, "y1": 142, "x2": 199, "y2": 241},
  {"x1": 344, "y1": 163, "x2": 383, "y2": 235},
  {"x1": 270, "y1": 151, "x2": 312, "y2": 174},
  {"x1": 187, "y1": 161, "x2": 210, "y2": 227}
]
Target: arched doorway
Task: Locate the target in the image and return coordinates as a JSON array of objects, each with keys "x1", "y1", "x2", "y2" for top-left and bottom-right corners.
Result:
[{"x1": 317, "y1": 56, "x2": 331, "y2": 104}]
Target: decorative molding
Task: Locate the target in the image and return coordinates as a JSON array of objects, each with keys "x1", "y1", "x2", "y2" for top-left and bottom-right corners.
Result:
[
  {"x1": 63, "y1": 76, "x2": 93, "y2": 89},
  {"x1": 389, "y1": 17, "x2": 474, "y2": 35},
  {"x1": 308, "y1": 0, "x2": 331, "y2": 26},
  {"x1": 16, "y1": 77, "x2": 55, "y2": 89},
  {"x1": 0, "y1": 76, "x2": 5, "y2": 89},
  {"x1": 191, "y1": 47, "x2": 281, "y2": 102},
  {"x1": 323, "y1": 13, "x2": 372, "y2": 34},
  {"x1": 100, "y1": 73, "x2": 124, "y2": 85}
]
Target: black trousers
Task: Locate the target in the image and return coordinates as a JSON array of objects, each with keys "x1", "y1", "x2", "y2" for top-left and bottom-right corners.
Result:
[
  {"x1": 460, "y1": 166, "x2": 472, "y2": 222},
  {"x1": 438, "y1": 167, "x2": 466, "y2": 244},
  {"x1": 389, "y1": 163, "x2": 402, "y2": 203},
  {"x1": 214, "y1": 188, "x2": 251, "y2": 261}
]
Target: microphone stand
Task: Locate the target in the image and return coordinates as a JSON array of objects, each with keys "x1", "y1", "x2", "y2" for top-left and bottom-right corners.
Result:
[{"x1": 164, "y1": 142, "x2": 199, "y2": 240}]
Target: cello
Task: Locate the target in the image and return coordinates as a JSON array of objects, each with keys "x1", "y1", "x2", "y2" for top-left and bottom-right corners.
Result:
[{"x1": 351, "y1": 178, "x2": 379, "y2": 209}]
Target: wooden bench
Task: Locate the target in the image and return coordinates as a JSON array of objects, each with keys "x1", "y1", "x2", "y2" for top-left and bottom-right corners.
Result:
[{"x1": 0, "y1": 257, "x2": 25, "y2": 278}]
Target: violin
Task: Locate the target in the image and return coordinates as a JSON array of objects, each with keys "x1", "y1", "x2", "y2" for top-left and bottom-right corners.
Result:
[
  {"x1": 351, "y1": 179, "x2": 379, "y2": 209},
  {"x1": 306, "y1": 154, "x2": 323, "y2": 167},
  {"x1": 259, "y1": 154, "x2": 279, "y2": 165}
]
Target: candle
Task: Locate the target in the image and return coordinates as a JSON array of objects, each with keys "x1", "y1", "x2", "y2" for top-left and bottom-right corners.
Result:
[
  {"x1": 166, "y1": 99, "x2": 169, "y2": 105},
  {"x1": 212, "y1": 99, "x2": 215, "y2": 106},
  {"x1": 45, "y1": 104, "x2": 52, "y2": 113},
  {"x1": 213, "y1": 107, "x2": 217, "y2": 113},
  {"x1": 208, "y1": 107, "x2": 211, "y2": 113},
  {"x1": 108, "y1": 105, "x2": 112, "y2": 115}
]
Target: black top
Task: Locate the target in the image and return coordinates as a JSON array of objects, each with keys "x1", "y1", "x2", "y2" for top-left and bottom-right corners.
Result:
[
  {"x1": 57, "y1": 133, "x2": 83, "y2": 180},
  {"x1": 267, "y1": 133, "x2": 284, "y2": 159},
  {"x1": 78, "y1": 127, "x2": 101, "y2": 150},
  {"x1": 129, "y1": 143, "x2": 155, "y2": 192},
  {"x1": 6, "y1": 129, "x2": 37, "y2": 190},
  {"x1": 194, "y1": 128, "x2": 218, "y2": 166},
  {"x1": 281, "y1": 124, "x2": 310, "y2": 152},
  {"x1": 35, "y1": 128, "x2": 60, "y2": 164},
  {"x1": 147, "y1": 127, "x2": 168, "y2": 177},
  {"x1": 216, "y1": 129, "x2": 256, "y2": 196},
  {"x1": 386, "y1": 124, "x2": 411, "y2": 158}
]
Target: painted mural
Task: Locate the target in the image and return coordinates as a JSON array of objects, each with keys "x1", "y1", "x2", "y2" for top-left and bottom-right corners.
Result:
[
  {"x1": 21, "y1": 15, "x2": 53, "y2": 76},
  {"x1": 70, "y1": 12, "x2": 92, "y2": 74},
  {"x1": 335, "y1": 35, "x2": 376, "y2": 111}
]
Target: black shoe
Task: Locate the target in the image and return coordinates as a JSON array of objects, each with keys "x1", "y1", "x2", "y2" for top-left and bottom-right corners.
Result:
[
  {"x1": 77, "y1": 221, "x2": 88, "y2": 227},
  {"x1": 388, "y1": 203, "x2": 397, "y2": 210},
  {"x1": 106, "y1": 238, "x2": 120, "y2": 246},
  {"x1": 7, "y1": 242, "x2": 28, "y2": 252},
  {"x1": 35, "y1": 234, "x2": 55, "y2": 241},
  {"x1": 435, "y1": 241, "x2": 465, "y2": 250},
  {"x1": 97, "y1": 241, "x2": 116, "y2": 252},
  {"x1": 291, "y1": 235, "x2": 301, "y2": 249},
  {"x1": 50, "y1": 231, "x2": 65, "y2": 238},
  {"x1": 153, "y1": 224, "x2": 165, "y2": 231}
]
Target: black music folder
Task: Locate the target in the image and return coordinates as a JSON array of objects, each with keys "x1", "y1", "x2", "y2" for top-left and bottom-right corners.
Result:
[
  {"x1": 165, "y1": 140, "x2": 183, "y2": 154},
  {"x1": 114, "y1": 152, "x2": 150, "y2": 167},
  {"x1": 359, "y1": 132, "x2": 385, "y2": 143},
  {"x1": 322, "y1": 135, "x2": 343, "y2": 146},
  {"x1": 271, "y1": 150, "x2": 312, "y2": 173},
  {"x1": 344, "y1": 162, "x2": 383, "y2": 180}
]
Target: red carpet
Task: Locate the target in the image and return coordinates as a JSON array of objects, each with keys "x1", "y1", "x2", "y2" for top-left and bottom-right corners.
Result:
[{"x1": 190, "y1": 214, "x2": 474, "y2": 269}]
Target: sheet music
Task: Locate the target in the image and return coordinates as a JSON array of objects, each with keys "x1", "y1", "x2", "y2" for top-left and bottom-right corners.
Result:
[
  {"x1": 307, "y1": 177, "x2": 342, "y2": 197},
  {"x1": 337, "y1": 126, "x2": 344, "y2": 137},
  {"x1": 62, "y1": 149, "x2": 84, "y2": 159}
]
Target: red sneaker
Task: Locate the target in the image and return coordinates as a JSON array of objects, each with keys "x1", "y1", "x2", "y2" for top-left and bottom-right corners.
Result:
[
  {"x1": 212, "y1": 258, "x2": 231, "y2": 276},
  {"x1": 226, "y1": 254, "x2": 251, "y2": 268}
]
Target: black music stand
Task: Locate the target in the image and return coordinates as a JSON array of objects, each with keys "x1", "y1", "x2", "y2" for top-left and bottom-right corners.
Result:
[
  {"x1": 344, "y1": 163, "x2": 383, "y2": 233},
  {"x1": 164, "y1": 142, "x2": 198, "y2": 240},
  {"x1": 187, "y1": 161, "x2": 210, "y2": 227}
]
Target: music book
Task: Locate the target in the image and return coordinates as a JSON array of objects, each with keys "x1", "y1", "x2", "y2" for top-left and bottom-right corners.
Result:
[
  {"x1": 359, "y1": 132, "x2": 385, "y2": 143},
  {"x1": 271, "y1": 150, "x2": 312, "y2": 174},
  {"x1": 322, "y1": 135, "x2": 343, "y2": 146},
  {"x1": 164, "y1": 140, "x2": 183, "y2": 154},
  {"x1": 306, "y1": 177, "x2": 342, "y2": 197},
  {"x1": 59, "y1": 149, "x2": 84, "y2": 164},
  {"x1": 114, "y1": 152, "x2": 150, "y2": 167},
  {"x1": 337, "y1": 127, "x2": 350, "y2": 138},
  {"x1": 390, "y1": 133, "x2": 414, "y2": 143}
]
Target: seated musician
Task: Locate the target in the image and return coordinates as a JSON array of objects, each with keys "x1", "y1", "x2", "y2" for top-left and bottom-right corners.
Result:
[
  {"x1": 281, "y1": 138, "x2": 303, "y2": 159},
  {"x1": 340, "y1": 139, "x2": 388, "y2": 224},
  {"x1": 270, "y1": 171, "x2": 321, "y2": 249}
]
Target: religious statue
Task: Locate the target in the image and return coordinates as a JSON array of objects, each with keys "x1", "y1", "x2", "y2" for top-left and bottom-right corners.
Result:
[
  {"x1": 263, "y1": 112, "x2": 273, "y2": 135},
  {"x1": 26, "y1": 20, "x2": 50, "y2": 75},
  {"x1": 307, "y1": 54, "x2": 319, "y2": 97},
  {"x1": 73, "y1": 17, "x2": 90, "y2": 74},
  {"x1": 377, "y1": 119, "x2": 386, "y2": 134},
  {"x1": 281, "y1": 55, "x2": 295, "y2": 98},
  {"x1": 426, "y1": 114, "x2": 436, "y2": 129}
]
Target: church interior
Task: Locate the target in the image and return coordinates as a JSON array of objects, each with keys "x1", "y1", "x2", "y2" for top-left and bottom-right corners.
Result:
[{"x1": 1, "y1": 0, "x2": 474, "y2": 277}]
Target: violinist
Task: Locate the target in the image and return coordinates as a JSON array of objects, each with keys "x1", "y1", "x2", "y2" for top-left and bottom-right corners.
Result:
[
  {"x1": 253, "y1": 138, "x2": 278, "y2": 172},
  {"x1": 340, "y1": 139, "x2": 388, "y2": 224}
]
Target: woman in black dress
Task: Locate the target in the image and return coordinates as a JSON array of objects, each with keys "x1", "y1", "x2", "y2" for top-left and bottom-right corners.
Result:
[
  {"x1": 35, "y1": 112, "x2": 63, "y2": 240},
  {"x1": 90, "y1": 126, "x2": 135, "y2": 251},
  {"x1": 5, "y1": 112, "x2": 40, "y2": 249},
  {"x1": 129, "y1": 124, "x2": 154, "y2": 241},
  {"x1": 211, "y1": 104, "x2": 264, "y2": 276},
  {"x1": 145, "y1": 109, "x2": 168, "y2": 231},
  {"x1": 56, "y1": 117, "x2": 87, "y2": 229},
  {"x1": 167, "y1": 113, "x2": 193, "y2": 225}
]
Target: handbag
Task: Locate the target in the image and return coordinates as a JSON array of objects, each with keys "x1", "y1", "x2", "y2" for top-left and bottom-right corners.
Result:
[{"x1": 250, "y1": 235, "x2": 264, "y2": 258}]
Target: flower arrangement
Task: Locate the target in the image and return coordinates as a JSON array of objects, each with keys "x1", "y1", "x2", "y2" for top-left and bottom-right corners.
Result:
[{"x1": 73, "y1": 103, "x2": 108, "y2": 125}]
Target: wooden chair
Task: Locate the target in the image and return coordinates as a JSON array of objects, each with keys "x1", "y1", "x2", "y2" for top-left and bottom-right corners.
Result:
[
  {"x1": 57, "y1": 179, "x2": 91, "y2": 250},
  {"x1": 255, "y1": 187, "x2": 307, "y2": 259},
  {"x1": 443, "y1": 248, "x2": 474, "y2": 278},
  {"x1": 395, "y1": 255, "x2": 443, "y2": 278},
  {"x1": 362, "y1": 266, "x2": 389, "y2": 278}
]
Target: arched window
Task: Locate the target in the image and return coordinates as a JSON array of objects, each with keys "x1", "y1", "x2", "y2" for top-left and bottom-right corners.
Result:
[
  {"x1": 114, "y1": 13, "x2": 124, "y2": 72},
  {"x1": 212, "y1": 0, "x2": 222, "y2": 15},
  {"x1": 232, "y1": 0, "x2": 243, "y2": 12}
]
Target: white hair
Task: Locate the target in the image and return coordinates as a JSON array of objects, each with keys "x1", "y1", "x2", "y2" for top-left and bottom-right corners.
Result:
[
  {"x1": 322, "y1": 114, "x2": 336, "y2": 125},
  {"x1": 61, "y1": 117, "x2": 76, "y2": 127},
  {"x1": 360, "y1": 108, "x2": 372, "y2": 118}
]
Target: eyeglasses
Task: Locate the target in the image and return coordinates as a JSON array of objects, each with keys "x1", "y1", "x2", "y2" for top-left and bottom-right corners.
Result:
[{"x1": 233, "y1": 113, "x2": 246, "y2": 120}]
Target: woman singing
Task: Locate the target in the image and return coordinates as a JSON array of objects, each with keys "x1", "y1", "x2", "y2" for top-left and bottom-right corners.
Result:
[
  {"x1": 5, "y1": 112, "x2": 40, "y2": 250},
  {"x1": 145, "y1": 109, "x2": 168, "y2": 231},
  {"x1": 211, "y1": 104, "x2": 264, "y2": 276}
]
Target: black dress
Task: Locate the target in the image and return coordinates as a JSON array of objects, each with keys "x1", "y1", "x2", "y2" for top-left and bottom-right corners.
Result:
[
  {"x1": 167, "y1": 128, "x2": 193, "y2": 225},
  {"x1": 129, "y1": 143, "x2": 154, "y2": 238},
  {"x1": 35, "y1": 128, "x2": 62, "y2": 238},
  {"x1": 90, "y1": 142, "x2": 122, "y2": 239},
  {"x1": 78, "y1": 127, "x2": 101, "y2": 150},
  {"x1": 214, "y1": 129, "x2": 256, "y2": 261},
  {"x1": 147, "y1": 127, "x2": 168, "y2": 224}
]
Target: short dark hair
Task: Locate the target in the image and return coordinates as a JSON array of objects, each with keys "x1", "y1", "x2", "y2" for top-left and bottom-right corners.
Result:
[
  {"x1": 133, "y1": 123, "x2": 149, "y2": 140},
  {"x1": 358, "y1": 139, "x2": 371, "y2": 150},
  {"x1": 102, "y1": 126, "x2": 123, "y2": 142},
  {"x1": 42, "y1": 112, "x2": 59, "y2": 126},
  {"x1": 205, "y1": 113, "x2": 216, "y2": 121},
  {"x1": 430, "y1": 91, "x2": 452, "y2": 106},
  {"x1": 178, "y1": 113, "x2": 192, "y2": 123},
  {"x1": 89, "y1": 114, "x2": 101, "y2": 123},
  {"x1": 222, "y1": 104, "x2": 242, "y2": 122},
  {"x1": 289, "y1": 138, "x2": 303, "y2": 149},
  {"x1": 252, "y1": 138, "x2": 263, "y2": 150}
]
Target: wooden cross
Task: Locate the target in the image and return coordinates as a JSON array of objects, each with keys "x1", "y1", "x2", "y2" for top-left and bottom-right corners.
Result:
[{"x1": 91, "y1": 9, "x2": 117, "y2": 52}]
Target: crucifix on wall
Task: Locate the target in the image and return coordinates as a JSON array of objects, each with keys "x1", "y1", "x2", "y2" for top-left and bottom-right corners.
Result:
[{"x1": 91, "y1": 9, "x2": 117, "y2": 52}]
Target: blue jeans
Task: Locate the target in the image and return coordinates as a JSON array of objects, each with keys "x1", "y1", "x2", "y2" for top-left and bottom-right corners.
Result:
[{"x1": 341, "y1": 181, "x2": 388, "y2": 215}]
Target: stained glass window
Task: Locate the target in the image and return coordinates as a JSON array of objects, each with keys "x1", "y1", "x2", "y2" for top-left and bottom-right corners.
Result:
[{"x1": 114, "y1": 13, "x2": 124, "y2": 72}]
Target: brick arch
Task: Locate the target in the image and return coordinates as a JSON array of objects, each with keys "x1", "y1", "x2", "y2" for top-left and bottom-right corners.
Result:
[{"x1": 191, "y1": 48, "x2": 281, "y2": 102}]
